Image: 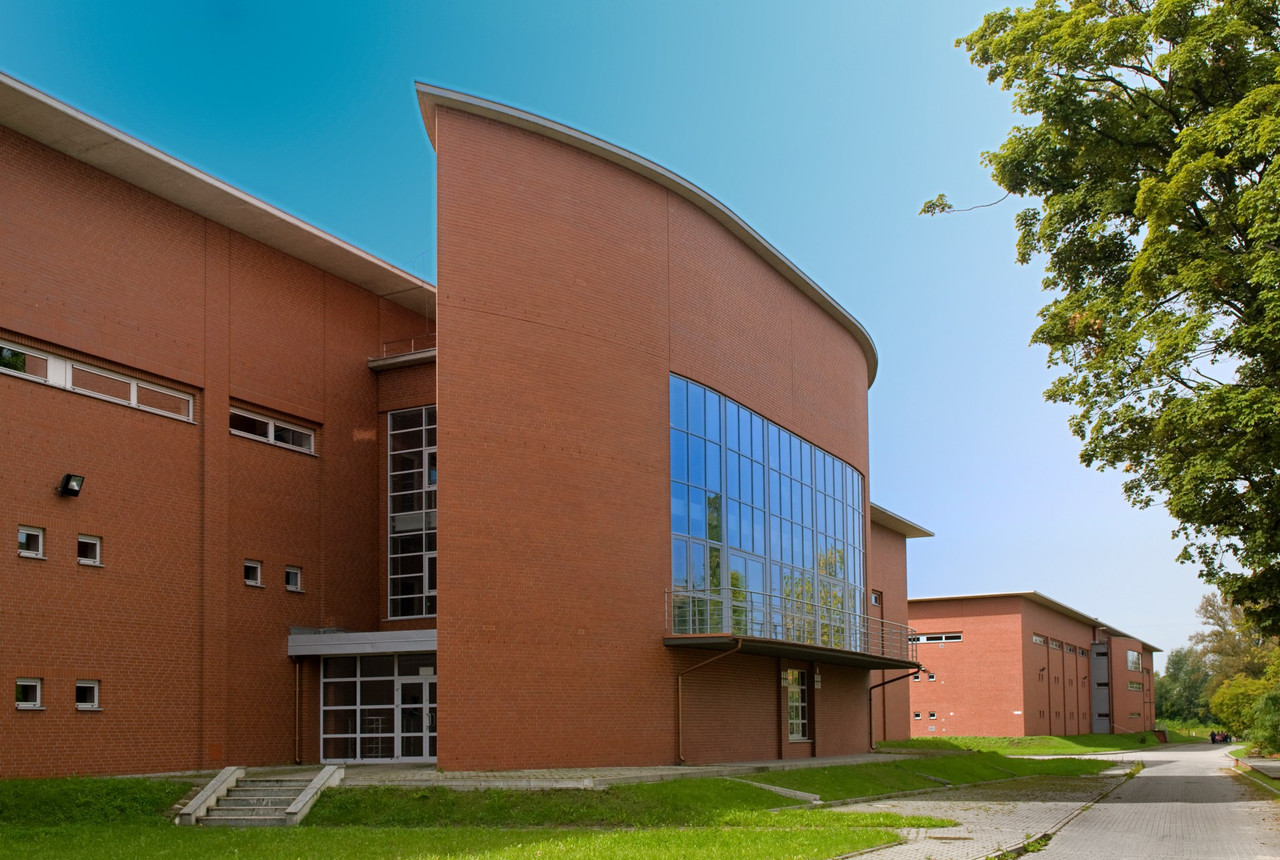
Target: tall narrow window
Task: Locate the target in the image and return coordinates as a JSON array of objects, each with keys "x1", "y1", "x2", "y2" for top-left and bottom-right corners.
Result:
[
  {"x1": 389, "y1": 407, "x2": 437, "y2": 618},
  {"x1": 785, "y1": 669, "x2": 809, "y2": 740}
]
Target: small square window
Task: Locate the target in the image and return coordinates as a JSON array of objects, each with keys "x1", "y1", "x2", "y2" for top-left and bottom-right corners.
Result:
[
  {"x1": 75, "y1": 680, "x2": 99, "y2": 710},
  {"x1": 929, "y1": 711, "x2": 937, "y2": 720},
  {"x1": 18, "y1": 526, "x2": 44, "y2": 558},
  {"x1": 77, "y1": 535, "x2": 102, "y2": 566},
  {"x1": 912, "y1": 711, "x2": 921, "y2": 720},
  {"x1": 244, "y1": 560, "x2": 262, "y2": 587},
  {"x1": 16, "y1": 678, "x2": 41, "y2": 709},
  {"x1": 870, "y1": 590, "x2": 882, "y2": 606},
  {"x1": 928, "y1": 673, "x2": 937, "y2": 681},
  {"x1": 285, "y1": 566, "x2": 302, "y2": 592},
  {"x1": 912, "y1": 674, "x2": 921, "y2": 682}
]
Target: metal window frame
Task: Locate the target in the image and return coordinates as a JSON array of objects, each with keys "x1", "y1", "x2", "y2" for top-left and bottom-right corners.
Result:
[
  {"x1": 18, "y1": 525, "x2": 44, "y2": 559},
  {"x1": 74, "y1": 679, "x2": 100, "y2": 710},
  {"x1": 387, "y1": 407, "x2": 437, "y2": 620},
  {"x1": 15, "y1": 677, "x2": 42, "y2": 709},
  {"x1": 229, "y1": 407, "x2": 315, "y2": 454},
  {"x1": 76, "y1": 534, "x2": 102, "y2": 566}
]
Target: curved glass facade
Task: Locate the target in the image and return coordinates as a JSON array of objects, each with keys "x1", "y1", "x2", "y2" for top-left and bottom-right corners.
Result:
[{"x1": 670, "y1": 375, "x2": 865, "y2": 647}]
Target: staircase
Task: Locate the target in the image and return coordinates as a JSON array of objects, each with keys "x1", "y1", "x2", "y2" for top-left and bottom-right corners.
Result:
[{"x1": 179, "y1": 765, "x2": 343, "y2": 827}]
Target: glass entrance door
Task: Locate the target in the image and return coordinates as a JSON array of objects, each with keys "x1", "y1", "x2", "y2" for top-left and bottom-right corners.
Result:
[{"x1": 322, "y1": 652, "x2": 437, "y2": 762}]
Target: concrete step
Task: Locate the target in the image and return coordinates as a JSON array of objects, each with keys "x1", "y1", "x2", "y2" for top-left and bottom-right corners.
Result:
[
  {"x1": 203, "y1": 805, "x2": 288, "y2": 817},
  {"x1": 217, "y1": 796, "x2": 293, "y2": 808},
  {"x1": 235, "y1": 778, "x2": 313, "y2": 788},
  {"x1": 225, "y1": 786, "x2": 304, "y2": 798},
  {"x1": 198, "y1": 814, "x2": 287, "y2": 827}
]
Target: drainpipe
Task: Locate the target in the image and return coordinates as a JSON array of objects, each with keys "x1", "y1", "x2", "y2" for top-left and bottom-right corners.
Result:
[
  {"x1": 867, "y1": 668, "x2": 921, "y2": 750},
  {"x1": 292, "y1": 656, "x2": 302, "y2": 765},
  {"x1": 677, "y1": 640, "x2": 742, "y2": 763}
]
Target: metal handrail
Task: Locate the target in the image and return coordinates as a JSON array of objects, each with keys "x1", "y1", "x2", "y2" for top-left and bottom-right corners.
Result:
[
  {"x1": 381, "y1": 335, "x2": 437, "y2": 358},
  {"x1": 666, "y1": 586, "x2": 917, "y2": 663}
]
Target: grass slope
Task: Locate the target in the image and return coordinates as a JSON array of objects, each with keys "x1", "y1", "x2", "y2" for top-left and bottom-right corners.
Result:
[{"x1": 878, "y1": 732, "x2": 1167, "y2": 756}]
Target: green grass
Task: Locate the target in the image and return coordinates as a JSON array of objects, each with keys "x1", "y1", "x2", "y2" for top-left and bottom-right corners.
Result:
[
  {"x1": 0, "y1": 777, "x2": 191, "y2": 825},
  {"x1": 877, "y1": 732, "x2": 1167, "y2": 756},
  {"x1": 744, "y1": 752, "x2": 1112, "y2": 801},
  {"x1": 0, "y1": 773, "x2": 947, "y2": 860}
]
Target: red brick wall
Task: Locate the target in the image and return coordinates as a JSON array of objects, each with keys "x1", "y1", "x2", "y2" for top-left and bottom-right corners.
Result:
[
  {"x1": 867, "y1": 521, "x2": 911, "y2": 742},
  {"x1": 0, "y1": 123, "x2": 425, "y2": 775},
  {"x1": 433, "y1": 106, "x2": 874, "y2": 769}
]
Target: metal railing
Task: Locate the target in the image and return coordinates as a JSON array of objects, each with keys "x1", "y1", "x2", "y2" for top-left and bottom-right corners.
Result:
[
  {"x1": 381, "y1": 335, "x2": 437, "y2": 358},
  {"x1": 666, "y1": 586, "x2": 917, "y2": 664}
]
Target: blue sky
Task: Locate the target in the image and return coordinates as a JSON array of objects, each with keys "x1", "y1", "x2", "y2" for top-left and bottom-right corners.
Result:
[{"x1": 0, "y1": 1, "x2": 1210, "y2": 665}]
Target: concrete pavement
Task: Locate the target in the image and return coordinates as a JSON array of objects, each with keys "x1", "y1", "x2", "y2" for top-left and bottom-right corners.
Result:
[{"x1": 847, "y1": 745, "x2": 1280, "y2": 860}]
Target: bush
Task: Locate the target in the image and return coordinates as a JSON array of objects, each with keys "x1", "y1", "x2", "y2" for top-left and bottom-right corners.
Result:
[{"x1": 1249, "y1": 689, "x2": 1280, "y2": 755}]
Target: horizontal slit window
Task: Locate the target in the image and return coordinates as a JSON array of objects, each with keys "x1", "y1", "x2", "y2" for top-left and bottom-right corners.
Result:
[{"x1": 230, "y1": 408, "x2": 315, "y2": 454}]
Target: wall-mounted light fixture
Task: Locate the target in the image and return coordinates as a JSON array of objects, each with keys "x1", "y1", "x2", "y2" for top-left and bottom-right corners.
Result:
[{"x1": 56, "y1": 473, "x2": 85, "y2": 497}]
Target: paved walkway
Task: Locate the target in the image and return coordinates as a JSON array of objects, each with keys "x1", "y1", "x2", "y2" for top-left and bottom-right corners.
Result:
[
  {"x1": 1030, "y1": 745, "x2": 1280, "y2": 860},
  {"x1": 846, "y1": 745, "x2": 1280, "y2": 860},
  {"x1": 837, "y1": 772, "x2": 1128, "y2": 860}
]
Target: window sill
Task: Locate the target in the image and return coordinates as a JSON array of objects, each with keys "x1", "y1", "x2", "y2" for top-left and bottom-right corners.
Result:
[
  {"x1": 286, "y1": 587, "x2": 305, "y2": 594},
  {"x1": 15, "y1": 705, "x2": 45, "y2": 711},
  {"x1": 78, "y1": 560, "x2": 103, "y2": 567},
  {"x1": 244, "y1": 581, "x2": 264, "y2": 588},
  {"x1": 18, "y1": 553, "x2": 45, "y2": 560},
  {"x1": 75, "y1": 706, "x2": 103, "y2": 712},
  {"x1": 788, "y1": 738, "x2": 813, "y2": 744}
]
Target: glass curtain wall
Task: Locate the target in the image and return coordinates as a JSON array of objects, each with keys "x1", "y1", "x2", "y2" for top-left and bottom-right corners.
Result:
[
  {"x1": 388, "y1": 407, "x2": 437, "y2": 617},
  {"x1": 670, "y1": 375, "x2": 865, "y2": 649}
]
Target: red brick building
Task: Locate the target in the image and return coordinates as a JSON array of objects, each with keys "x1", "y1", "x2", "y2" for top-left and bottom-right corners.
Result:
[
  {"x1": 1, "y1": 72, "x2": 928, "y2": 777},
  {"x1": 907, "y1": 593, "x2": 1159, "y2": 738}
]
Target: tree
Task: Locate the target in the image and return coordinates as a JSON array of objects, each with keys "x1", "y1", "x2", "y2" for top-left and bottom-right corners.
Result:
[
  {"x1": 1209, "y1": 674, "x2": 1271, "y2": 736},
  {"x1": 1155, "y1": 645, "x2": 1212, "y2": 722},
  {"x1": 1189, "y1": 592, "x2": 1277, "y2": 686},
  {"x1": 936, "y1": 0, "x2": 1280, "y2": 633}
]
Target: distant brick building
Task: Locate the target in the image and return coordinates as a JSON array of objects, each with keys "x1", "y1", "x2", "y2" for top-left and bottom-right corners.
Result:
[
  {"x1": 1, "y1": 72, "x2": 928, "y2": 777},
  {"x1": 907, "y1": 593, "x2": 1159, "y2": 738}
]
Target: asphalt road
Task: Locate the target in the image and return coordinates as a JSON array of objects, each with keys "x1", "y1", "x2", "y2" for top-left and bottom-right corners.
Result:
[{"x1": 1035, "y1": 744, "x2": 1280, "y2": 860}]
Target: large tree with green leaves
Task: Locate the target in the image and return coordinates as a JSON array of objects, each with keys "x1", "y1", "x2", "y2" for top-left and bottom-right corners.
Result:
[{"x1": 929, "y1": 0, "x2": 1280, "y2": 631}]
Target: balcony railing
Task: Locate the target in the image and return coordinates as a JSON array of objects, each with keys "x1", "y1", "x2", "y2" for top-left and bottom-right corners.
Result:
[
  {"x1": 666, "y1": 587, "x2": 917, "y2": 665},
  {"x1": 381, "y1": 335, "x2": 437, "y2": 358}
]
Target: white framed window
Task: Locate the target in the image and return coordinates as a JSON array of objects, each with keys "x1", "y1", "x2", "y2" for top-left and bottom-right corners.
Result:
[
  {"x1": 927, "y1": 673, "x2": 937, "y2": 681},
  {"x1": 784, "y1": 669, "x2": 809, "y2": 740},
  {"x1": 929, "y1": 711, "x2": 937, "y2": 720},
  {"x1": 18, "y1": 526, "x2": 44, "y2": 559},
  {"x1": 77, "y1": 535, "x2": 102, "y2": 566},
  {"x1": 1127, "y1": 649, "x2": 1142, "y2": 671},
  {"x1": 1049, "y1": 639, "x2": 1062, "y2": 650},
  {"x1": 243, "y1": 560, "x2": 262, "y2": 587},
  {"x1": 1128, "y1": 681, "x2": 1143, "y2": 692},
  {"x1": 15, "y1": 678, "x2": 42, "y2": 709},
  {"x1": 75, "y1": 680, "x2": 100, "y2": 710},
  {"x1": 912, "y1": 674, "x2": 921, "y2": 682},
  {"x1": 912, "y1": 711, "x2": 921, "y2": 720},
  {"x1": 870, "y1": 590, "x2": 882, "y2": 606},
  {"x1": 285, "y1": 566, "x2": 303, "y2": 592},
  {"x1": 0, "y1": 338, "x2": 192, "y2": 420},
  {"x1": 1032, "y1": 634, "x2": 1046, "y2": 645},
  {"x1": 230, "y1": 408, "x2": 315, "y2": 454}
]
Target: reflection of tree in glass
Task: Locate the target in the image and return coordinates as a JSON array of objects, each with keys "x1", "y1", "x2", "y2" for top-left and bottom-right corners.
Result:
[{"x1": 0, "y1": 348, "x2": 25, "y2": 373}]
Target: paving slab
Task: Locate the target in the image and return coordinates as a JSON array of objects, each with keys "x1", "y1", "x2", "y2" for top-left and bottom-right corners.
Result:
[{"x1": 834, "y1": 774, "x2": 1125, "y2": 860}]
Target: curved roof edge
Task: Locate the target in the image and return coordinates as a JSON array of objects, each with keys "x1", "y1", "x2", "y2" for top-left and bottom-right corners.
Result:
[
  {"x1": 908, "y1": 591, "x2": 1161, "y2": 653},
  {"x1": 415, "y1": 83, "x2": 879, "y2": 386},
  {"x1": 0, "y1": 70, "x2": 434, "y2": 318}
]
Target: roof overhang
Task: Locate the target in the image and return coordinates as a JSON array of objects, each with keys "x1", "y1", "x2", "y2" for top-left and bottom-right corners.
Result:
[
  {"x1": 869, "y1": 504, "x2": 933, "y2": 539},
  {"x1": 415, "y1": 82, "x2": 879, "y2": 386},
  {"x1": 908, "y1": 591, "x2": 1161, "y2": 653},
  {"x1": 0, "y1": 71, "x2": 434, "y2": 318},
  {"x1": 288, "y1": 628, "x2": 438, "y2": 657},
  {"x1": 664, "y1": 634, "x2": 920, "y2": 671}
]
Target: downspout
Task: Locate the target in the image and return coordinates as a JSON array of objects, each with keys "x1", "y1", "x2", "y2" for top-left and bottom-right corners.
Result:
[
  {"x1": 292, "y1": 656, "x2": 301, "y2": 765},
  {"x1": 677, "y1": 640, "x2": 743, "y2": 763},
  {"x1": 867, "y1": 668, "x2": 921, "y2": 751}
]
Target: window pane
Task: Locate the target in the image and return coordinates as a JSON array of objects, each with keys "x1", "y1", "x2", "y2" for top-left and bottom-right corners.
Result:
[
  {"x1": 391, "y1": 429, "x2": 423, "y2": 452},
  {"x1": 704, "y1": 390, "x2": 720, "y2": 442},
  {"x1": 688, "y1": 383, "x2": 704, "y2": 437},
  {"x1": 753, "y1": 508, "x2": 766, "y2": 556},
  {"x1": 690, "y1": 543, "x2": 707, "y2": 590},
  {"x1": 137, "y1": 385, "x2": 190, "y2": 418},
  {"x1": 391, "y1": 410, "x2": 423, "y2": 431},
  {"x1": 230, "y1": 411, "x2": 270, "y2": 438},
  {"x1": 689, "y1": 489, "x2": 706, "y2": 539},
  {"x1": 670, "y1": 482, "x2": 688, "y2": 534},
  {"x1": 671, "y1": 538, "x2": 687, "y2": 588},
  {"x1": 72, "y1": 365, "x2": 131, "y2": 401},
  {"x1": 727, "y1": 500, "x2": 739, "y2": 549},
  {"x1": 324, "y1": 657, "x2": 357, "y2": 679},
  {"x1": 705, "y1": 441, "x2": 721, "y2": 492},
  {"x1": 670, "y1": 429, "x2": 687, "y2": 481},
  {"x1": 670, "y1": 376, "x2": 687, "y2": 429},
  {"x1": 706, "y1": 493, "x2": 722, "y2": 542},
  {"x1": 687, "y1": 435, "x2": 704, "y2": 488},
  {"x1": 361, "y1": 656, "x2": 395, "y2": 678},
  {"x1": 725, "y1": 403, "x2": 738, "y2": 451}
]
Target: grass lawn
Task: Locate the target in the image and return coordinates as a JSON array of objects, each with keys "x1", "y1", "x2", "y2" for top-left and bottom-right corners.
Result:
[
  {"x1": 0, "y1": 774, "x2": 950, "y2": 860},
  {"x1": 744, "y1": 752, "x2": 1112, "y2": 801},
  {"x1": 878, "y1": 731, "x2": 1168, "y2": 756}
]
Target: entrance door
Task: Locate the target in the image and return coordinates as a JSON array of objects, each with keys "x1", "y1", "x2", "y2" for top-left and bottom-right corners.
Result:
[{"x1": 321, "y1": 652, "x2": 437, "y2": 762}]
